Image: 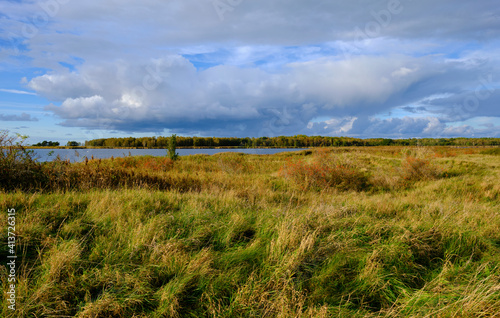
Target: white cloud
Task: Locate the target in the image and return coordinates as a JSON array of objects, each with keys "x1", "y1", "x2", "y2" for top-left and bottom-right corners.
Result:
[
  {"x1": 28, "y1": 73, "x2": 95, "y2": 101},
  {"x1": 391, "y1": 67, "x2": 415, "y2": 78},
  {"x1": 24, "y1": 49, "x2": 498, "y2": 137},
  {"x1": 2, "y1": 0, "x2": 500, "y2": 138},
  {"x1": 27, "y1": 54, "x2": 443, "y2": 134},
  {"x1": 3, "y1": 0, "x2": 500, "y2": 66},
  {"x1": 309, "y1": 115, "x2": 500, "y2": 138},
  {"x1": 0, "y1": 88, "x2": 37, "y2": 96}
]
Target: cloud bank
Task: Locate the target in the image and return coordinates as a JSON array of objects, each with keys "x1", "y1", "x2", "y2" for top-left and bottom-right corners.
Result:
[
  {"x1": 2, "y1": 0, "x2": 499, "y2": 137},
  {"x1": 0, "y1": 112, "x2": 39, "y2": 122}
]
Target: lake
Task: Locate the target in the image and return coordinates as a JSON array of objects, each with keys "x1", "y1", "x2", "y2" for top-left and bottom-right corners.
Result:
[{"x1": 32, "y1": 148, "x2": 309, "y2": 162}]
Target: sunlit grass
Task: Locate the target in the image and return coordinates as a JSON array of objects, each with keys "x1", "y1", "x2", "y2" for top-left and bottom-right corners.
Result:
[{"x1": 1, "y1": 146, "x2": 499, "y2": 317}]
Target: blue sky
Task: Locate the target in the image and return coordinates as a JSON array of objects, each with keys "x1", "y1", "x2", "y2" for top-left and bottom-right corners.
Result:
[{"x1": 1, "y1": 0, "x2": 499, "y2": 144}]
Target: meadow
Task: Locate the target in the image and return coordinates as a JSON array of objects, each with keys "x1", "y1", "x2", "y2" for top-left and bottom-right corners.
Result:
[{"x1": 1, "y1": 143, "x2": 499, "y2": 317}]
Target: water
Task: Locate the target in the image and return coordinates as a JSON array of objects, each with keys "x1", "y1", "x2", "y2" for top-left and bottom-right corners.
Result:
[{"x1": 32, "y1": 148, "x2": 309, "y2": 162}]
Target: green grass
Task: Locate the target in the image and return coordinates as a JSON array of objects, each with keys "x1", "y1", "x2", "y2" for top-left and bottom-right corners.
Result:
[{"x1": 1, "y1": 147, "x2": 499, "y2": 317}]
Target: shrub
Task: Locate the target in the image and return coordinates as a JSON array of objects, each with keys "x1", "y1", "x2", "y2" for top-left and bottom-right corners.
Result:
[
  {"x1": 481, "y1": 148, "x2": 500, "y2": 156},
  {"x1": 41, "y1": 159, "x2": 199, "y2": 192},
  {"x1": 400, "y1": 156, "x2": 442, "y2": 181},
  {"x1": 0, "y1": 130, "x2": 45, "y2": 191},
  {"x1": 279, "y1": 154, "x2": 368, "y2": 191},
  {"x1": 168, "y1": 134, "x2": 179, "y2": 161}
]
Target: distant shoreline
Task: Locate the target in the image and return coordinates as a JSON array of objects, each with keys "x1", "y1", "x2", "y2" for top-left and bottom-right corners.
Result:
[
  {"x1": 24, "y1": 146, "x2": 308, "y2": 150},
  {"x1": 21, "y1": 145, "x2": 499, "y2": 150}
]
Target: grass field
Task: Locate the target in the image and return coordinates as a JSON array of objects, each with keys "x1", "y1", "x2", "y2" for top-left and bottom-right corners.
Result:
[{"x1": 1, "y1": 146, "x2": 499, "y2": 317}]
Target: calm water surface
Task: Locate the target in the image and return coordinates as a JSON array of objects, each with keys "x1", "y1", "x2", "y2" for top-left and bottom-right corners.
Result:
[{"x1": 33, "y1": 148, "x2": 309, "y2": 162}]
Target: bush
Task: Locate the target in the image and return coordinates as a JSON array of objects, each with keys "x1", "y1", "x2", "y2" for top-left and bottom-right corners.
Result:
[
  {"x1": 0, "y1": 130, "x2": 45, "y2": 191},
  {"x1": 0, "y1": 133, "x2": 193, "y2": 192},
  {"x1": 168, "y1": 134, "x2": 179, "y2": 161},
  {"x1": 400, "y1": 156, "x2": 443, "y2": 181},
  {"x1": 42, "y1": 157, "x2": 198, "y2": 192},
  {"x1": 481, "y1": 148, "x2": 500, "y2": 156},
  {"x1": 279, "y1": 153, "x2": 368, "y2": 191}
]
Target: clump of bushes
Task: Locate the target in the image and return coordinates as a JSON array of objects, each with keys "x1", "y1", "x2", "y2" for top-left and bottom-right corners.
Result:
[
  {"x1": 278, "y1": 148, "x2": 449, "y2": 192},
  {"x1": 400, "y1": 156, "x2": 443, "y2": 181},
  {"x1": 40, "y1": 157, "x2": 199, "y2": 192},
  {"x1": 279, "y1": 150, "x2": 368, "y2": 191},
  {"x1": 481, "y1": 148, "x2": 500, "y2": 155},
  {"x1": 0, "y1": 130, "x2": 45, "y2": 191},
  {"x1": 399, "y1": 148, "x2": 445, "y2": 182},
  {"x1": 0, "y1": 131, "x2": 195, "y2": 192}
]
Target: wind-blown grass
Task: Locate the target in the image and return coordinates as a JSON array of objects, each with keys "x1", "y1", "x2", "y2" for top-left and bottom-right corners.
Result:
[{"x1": 1, "y1": 145, "x2": 499, "y2": 317}]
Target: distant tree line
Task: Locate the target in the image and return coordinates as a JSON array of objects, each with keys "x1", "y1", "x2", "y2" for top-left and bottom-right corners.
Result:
[
  {"x1": 66, "y1": 141, "x2": 81, "y2": 147},
  {"x1": 33, "y1": 141, "x2": 60, "y2": 147},
  {"x1": 32, "y1": 141, "x2": 81, "y2": 147},
  {"x1": 84, "y1": 136, "x2": 500, "y2": 148}
]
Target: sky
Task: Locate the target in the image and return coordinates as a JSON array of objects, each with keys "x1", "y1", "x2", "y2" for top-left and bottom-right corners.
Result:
[{"x1": 1, "y1": 0, "x2": 500, "y2": 144}]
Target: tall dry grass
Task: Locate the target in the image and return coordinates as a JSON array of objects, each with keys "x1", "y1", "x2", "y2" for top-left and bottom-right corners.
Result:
[{"x1": 1, "y1": 145, "x2": 499, "y2": 317}]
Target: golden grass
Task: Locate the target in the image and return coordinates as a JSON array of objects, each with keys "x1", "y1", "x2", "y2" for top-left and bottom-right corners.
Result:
[{"x1": 0, "y1": 146, "x2": 499, "y2": 317}]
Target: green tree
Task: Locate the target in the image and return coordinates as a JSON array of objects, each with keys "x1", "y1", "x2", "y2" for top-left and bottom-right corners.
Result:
[{"x1": 168, "y1": 134, "x2": 179, "y2": 161}]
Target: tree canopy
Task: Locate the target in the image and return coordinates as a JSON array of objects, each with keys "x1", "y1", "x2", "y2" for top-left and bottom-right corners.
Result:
[{"x1": 84, "y1": 136, "x2": 500, "y2": 148}]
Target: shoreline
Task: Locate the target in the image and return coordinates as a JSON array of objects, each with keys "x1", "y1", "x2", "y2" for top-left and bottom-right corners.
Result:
[{"x1": 18, "y1": 145, "x2": 500, "y2": 150}]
